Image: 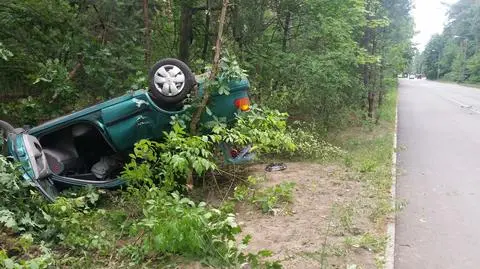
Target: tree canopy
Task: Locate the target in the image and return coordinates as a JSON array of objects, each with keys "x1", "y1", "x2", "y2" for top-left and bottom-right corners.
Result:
[
  {"x1": 417, "y1": 0, "x2": 480, "y2": 82},
  {"x1": 0, "y1": 0, "x2": 414, "y2": 126}
]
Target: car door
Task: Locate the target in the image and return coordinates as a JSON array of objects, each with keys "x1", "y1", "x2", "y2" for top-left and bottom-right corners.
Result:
[
  {"x1": 101, "y1": 96, "x2": 156, "y2": 151},
  {"x1": 10, "y1": 133, "x2": 58, "y2": 200}
]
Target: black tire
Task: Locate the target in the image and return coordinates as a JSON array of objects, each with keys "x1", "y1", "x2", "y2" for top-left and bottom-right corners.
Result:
[
  {"x1": 0, "y1": 120, "x2": 14, "y2": 156},
  {"x1": 148, "y1": 58, "x2": 195, "y2": 107}
]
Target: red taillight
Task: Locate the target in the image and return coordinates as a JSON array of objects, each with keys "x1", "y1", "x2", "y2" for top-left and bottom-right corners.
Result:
[
  {"x1": 234, "y1": 97, "x2": 251, "y2": 111},
  {"x1": 230, "y1": 149, "x2": 239, "y2": 158}
]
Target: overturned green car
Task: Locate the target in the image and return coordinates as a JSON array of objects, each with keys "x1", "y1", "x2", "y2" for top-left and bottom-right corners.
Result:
[{"x1": 0, "y1": 58, "x2": 253, "y2": 200}]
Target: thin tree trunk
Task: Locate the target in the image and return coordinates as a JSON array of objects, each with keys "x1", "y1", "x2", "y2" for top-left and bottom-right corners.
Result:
[
  {"x1": 361, "y1": 26, "x2": 371, "y2": 113},
  {"x1": 179, "y1": 5, "x2": 193, "y2": 64},
  {"x1": 368, "y1": 29, "x2": 377, "y2": 118},
  {"x1": 190, "y1": 0, "x2": 229, "y2": 135},
  {"x1": 378, "y1": 66, "x2": 385, "y2": 106},
  {"x1": 143, "y1": 0, "x2": 152, "y2": 67},
  {"x1": 187, "y1": 0, "x2": 229, "y2": 189},
  {"x1": 93, "y1": 4, "x2": 107, "y2": 45},
  {"x1": 202, "y1": 0, "x2": 211, "y2": 61},
  {"x1": 282, "y1": 11, "x2": 291, "y2": 52}
]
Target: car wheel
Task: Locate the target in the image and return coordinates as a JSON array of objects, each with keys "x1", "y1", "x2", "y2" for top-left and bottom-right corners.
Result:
[
  {"x1": 0, "y1": 120, "x2": 14, "y2": 156},
  {"x1": 148, "y1": 58, "x2": 195, "y2": 107}
]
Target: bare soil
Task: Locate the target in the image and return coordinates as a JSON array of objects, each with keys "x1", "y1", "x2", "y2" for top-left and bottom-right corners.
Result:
[{"x1": 236, "y1": 162, "x2": 378, "y2": 269}]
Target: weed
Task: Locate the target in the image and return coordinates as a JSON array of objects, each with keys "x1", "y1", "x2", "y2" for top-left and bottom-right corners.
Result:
[
  {"x1": 234, "y1": 177, "x2": 296, "y2": 214},
  {"x1": 369, "y1": 199, "x2": 393, "y2": 224},
  {"x1": 253, "y1": 182, "x2": 296, "y2": 213},
  {"x1": 321, "y1": 88, "x2": 398, "y2": 267},
  {"x1": 359, "y1": 159, "x2": 377, "y2": 173},
  {"x1": 344, "y1": 233, "x2": 387, "y2": 254},
  {"x1": 332, "y1": 203, "x2": 355, "y2": 233},
  {"x1": 0, "y1": 243, "x2": 53, "y2": 269},
  {"x1": 395, "y1": 199, "x2": 408, "y2": 212},
  {"x1": 344, "y1": 155, "x2": 354, "y2": 167},
  {"x1": 375, "y1": 255, "x2": 386, "y2": 269},
  {"x1": 288, "y1": 122, "x2": 346, "y2": 161}
]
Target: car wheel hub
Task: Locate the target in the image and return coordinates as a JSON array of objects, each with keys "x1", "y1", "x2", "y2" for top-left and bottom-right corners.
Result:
[{"x1": 153, "y1": 64, "x2": 186, "y2": 96}]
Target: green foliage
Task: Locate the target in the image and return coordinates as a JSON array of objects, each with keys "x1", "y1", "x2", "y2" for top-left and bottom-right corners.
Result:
[
  {"x1": 288, "y1": 122, "x2": 346, "y2": 160},
  {"x1": 420, "y1": 1, "x2": 480, "y2": 83},
  {"x1": 0, "y1": 0, "x2": 414, "y2": 127},
  {"x1": 40, "y1": 188, "x2": 116, "y2": 252},
  {"x1": 234, "y1": 177, "x2": 296, "y2": 214},
  {"x1": 124, "y1": 187, "x2": 244, "y2": 266},
  {"x1": 344, "y1": 233, "x2": 387, "y2": 254},
  {"x1": 212, "y1": 107, "x2": 296, "y2": 155},
  {"x1": 0, "y1": 245, "x2": 53, "y2": 269},
  {"x1": 332, "y1": 203, "x2": 355, "y2": 233},
  {"x1": 123, "y1": 123, "x2": 217, "y2": 190},
  {"x1": 202, "y1": 52, "x2": 249, "y2": 96},
  {"x1": 31, "y1": 59, "x2": 78, "y2": 117},
  {"x1": 0, "y1": 42, "x2": 13, "y2": 61},
  {"x1": 0, "y1": 0, "x2": 145, "y2": 125},
  {"x1": 0, "y1": 156, "x2": 44, "y2": 232},
  {"x1": 253, "y1": 182, "x2": 296, "y2": 213},
  {"x1": 0, "y1": 155, "x2": 280, "y2": 267}
]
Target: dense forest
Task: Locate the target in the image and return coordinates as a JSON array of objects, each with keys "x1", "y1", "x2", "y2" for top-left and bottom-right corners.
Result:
[
  {"x1": 0, "y1": 0, "x2": 414, "y2": 126},
  {"x1": 0, "y1": 0, "x2": 414, "y2": 268},
  {"x1": 416, "y1": 0, "x2": 480, "y2": 82}
]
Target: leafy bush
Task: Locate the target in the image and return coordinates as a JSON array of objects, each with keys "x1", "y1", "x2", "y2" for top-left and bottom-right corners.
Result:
[
  {"x1": 123, "y1": 106, "x2": 297, "y2": 190},
  {"x1": 40, "y1": 188, "x2": 116, "y2": 252},
  {"x1": 0, "y1": 245, "x2": 53, "y2": 269},
  {"x1": 123, "y1": 187, "x2": 242, "y2": 265},
  {"x1": 234, "y1": 177, "x2": 296, "y2": 214},
  {"x1": 288, "y1": 122, "x2": 345, "y2": 161},
  {"x1": 122, "y1": 123, "x2": 218, "y2": 191},
  {"x1": 211, "y1": 106, "x2": 296, "y2": 155},
  {"x1": 0, "y1": 156, "x2": 45, "y2": 232},
  {"x1": 253, "y1": 182, "x2": 296, "y2": 213}
]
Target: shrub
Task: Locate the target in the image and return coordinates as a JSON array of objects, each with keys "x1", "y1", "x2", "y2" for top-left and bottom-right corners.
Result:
[
  {"x1": 0, "y1": 156, "x2": 45, "y2": 232},
  {"x1": 234, "y1": 177, "x2": 296, "y2": 214},
  {"x1": 288, "y1": 122, "x2": 345, "y2": 161}
]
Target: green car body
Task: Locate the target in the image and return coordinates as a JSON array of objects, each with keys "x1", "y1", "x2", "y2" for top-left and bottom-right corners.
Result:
[{"x1": 6, "y1": 78, "x2": 252, "y2": 200}]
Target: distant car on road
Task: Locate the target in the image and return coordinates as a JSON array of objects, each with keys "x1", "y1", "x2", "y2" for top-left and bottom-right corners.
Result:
[{"x1": 409, "y1": 74, "x2": 415, "y2": 79}]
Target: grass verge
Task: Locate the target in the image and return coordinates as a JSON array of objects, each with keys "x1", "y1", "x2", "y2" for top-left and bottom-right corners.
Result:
[
  {"x1": 321, "y1": 87, "x2": 398, "y2": 268},
  {"x1": 233, "y1": 87, "x2": 399, "y2": 269}
]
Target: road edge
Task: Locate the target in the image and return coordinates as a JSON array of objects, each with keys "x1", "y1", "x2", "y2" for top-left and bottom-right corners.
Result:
[{"x1": 384, "y1": 93, "x2": 398, "y2": 269}]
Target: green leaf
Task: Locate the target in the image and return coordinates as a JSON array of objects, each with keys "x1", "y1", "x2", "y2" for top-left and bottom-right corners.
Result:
[
  {"x1": 206, "y1": 106, "x2": 213, "y2": 116},
  {"x1": 3, "y1": 258, "x2": 14, "y2": 269}
]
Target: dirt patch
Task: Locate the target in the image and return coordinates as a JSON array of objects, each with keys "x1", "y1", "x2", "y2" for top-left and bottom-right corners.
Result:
[{"x1": 236, "y1": 162, "x2": 377, "y2": 269}]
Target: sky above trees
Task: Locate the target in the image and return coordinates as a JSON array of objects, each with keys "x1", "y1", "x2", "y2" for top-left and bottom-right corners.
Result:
[{"x1": 413, "y1": 0, "x2": 458, "y2": 51}]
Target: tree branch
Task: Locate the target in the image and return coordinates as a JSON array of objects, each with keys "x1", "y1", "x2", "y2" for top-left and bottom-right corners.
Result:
[{"x1": 189, "y1": 0, "x2": 229, "y2": 135}]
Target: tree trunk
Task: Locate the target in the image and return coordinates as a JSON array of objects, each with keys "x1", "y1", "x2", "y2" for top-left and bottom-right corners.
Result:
[
  {"x1": 361, "y1": 26, "x2": 371, "y2": 113},
  {"x1": 368, "y1": 29, "x2": 378, "y2": 118},
  {"x1": 378, "y1": 65, "x2": 385, "y2": 106},
  {"x1": 188, "y1": 0, "x2": 229, "y2": 189},
  {"x1": 143, "y1": 0, "x2": 152, "y2": 67},
  {"x1": 190, "y1": 0, "x2": 229, "y2": 135},
  {"x1": 282, "y1": 11, "x2": 291, "y2": 52},
  {"x1": 179, "y1": 5, "x2": 193, "y2": 64},
  {"x1": 202, "y1": 0, "x2": 211, "y2": 61}
]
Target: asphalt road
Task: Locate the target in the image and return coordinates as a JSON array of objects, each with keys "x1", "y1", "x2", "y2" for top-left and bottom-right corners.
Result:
[{"x1": 396, "y1": 79, "x2": 480, "y2": 268}]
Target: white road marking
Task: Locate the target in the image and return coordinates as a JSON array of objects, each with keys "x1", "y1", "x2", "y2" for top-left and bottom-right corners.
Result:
[{"x1": 385, "y1": 99, "x2": 398, "y2": 269}]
